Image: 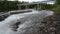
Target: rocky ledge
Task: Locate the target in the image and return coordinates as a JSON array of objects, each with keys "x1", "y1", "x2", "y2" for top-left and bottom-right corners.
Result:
[{"x1": 38, "y1": 14, "x2": 60, "y2": 34}]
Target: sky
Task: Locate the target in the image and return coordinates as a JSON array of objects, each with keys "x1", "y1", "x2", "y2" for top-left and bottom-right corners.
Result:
[
  {"x1": 8, "y1": 0, "x2": 55, "y2": 2},
  {"x1": 18, "y1": 0, "x2": 47, "y2": 2},
  {"x1": 8, "y1": 0, "x2": 55, "y2": 4},
  {"x1": 18, "y1": 0, "x2": 55, "y2": 4},
  {"x1": 8, "y1": 0, "x2": 48, "y2": 2}
]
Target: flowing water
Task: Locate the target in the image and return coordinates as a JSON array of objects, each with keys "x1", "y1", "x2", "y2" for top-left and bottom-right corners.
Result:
[{"x1": 0, "y1": 10, "x2": 54, "y2": 34}]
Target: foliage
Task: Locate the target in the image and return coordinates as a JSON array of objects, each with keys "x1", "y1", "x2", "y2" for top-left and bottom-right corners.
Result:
[
  {"x1": 0, "y1": 1, "x2": 25, "y2": 12},
  {"x1": 0, "y1": 1, "x2": 53, "y2": 12},
  {"x1": 40, "y1": 4, "x2": 53, "y2": 10},
  {"x1": 53, "y1": 5, "x2": 60, "y2": 14},
  {"x1": 55, "y1": 0, "x2": 60, "y2": 6},
  {"x1": 53, "y1": 0, "x2": 60, "y2": 14}
]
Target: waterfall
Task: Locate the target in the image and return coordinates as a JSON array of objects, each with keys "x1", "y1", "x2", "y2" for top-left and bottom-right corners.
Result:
[{"x1": 0, "y1": 10, "x2": 54, "y2": 34}]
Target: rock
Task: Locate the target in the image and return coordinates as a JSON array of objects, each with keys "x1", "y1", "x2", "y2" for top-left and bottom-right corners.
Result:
[{"x1": 40, "y1": 14, "x2": 60, "y2": 34}]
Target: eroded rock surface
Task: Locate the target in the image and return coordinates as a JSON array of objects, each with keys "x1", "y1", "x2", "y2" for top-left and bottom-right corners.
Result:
[{"x1": 40, "y1": 14, "x2": 60, "y2": 34}]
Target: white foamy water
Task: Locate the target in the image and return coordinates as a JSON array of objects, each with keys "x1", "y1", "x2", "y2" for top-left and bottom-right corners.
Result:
[{"x1": 0, "y1": 10, "x2": 54, "y2": 34}]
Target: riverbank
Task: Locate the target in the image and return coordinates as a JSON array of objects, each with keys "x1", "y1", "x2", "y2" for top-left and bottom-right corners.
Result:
[{"x1": 39, "y1": 14, "x2": 60, "y2": 34}]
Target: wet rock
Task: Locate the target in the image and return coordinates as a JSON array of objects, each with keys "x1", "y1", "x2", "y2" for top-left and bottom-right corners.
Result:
[
  {"x1": 0, "y1": 14, "x2": 9, "y2": 21},
  {"x1": 10, "y1": 21, "x2": 21, "y2": 31}
]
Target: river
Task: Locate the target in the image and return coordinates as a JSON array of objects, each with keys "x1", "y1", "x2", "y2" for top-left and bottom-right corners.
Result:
[{"x1": 0, "y1": 10, "x2": 54, "y2": 34}]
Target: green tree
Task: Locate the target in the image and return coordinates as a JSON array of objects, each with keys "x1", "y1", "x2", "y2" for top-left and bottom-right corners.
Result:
[
  {"x1": 4, "y1": 0, "x2": 7, "y2": 1},
  {"x1": 0, "y1": 1, "x2": 25, "y2": 12},
  {"x1": 55, "y1": 0, "x2": 60, "y2": 5},
  {"x1": 54, "y1": 0, "x2": 60, "y2": 14},
  {"x1": 54, "y1": 5, "x2": 60, "y2": 14}
]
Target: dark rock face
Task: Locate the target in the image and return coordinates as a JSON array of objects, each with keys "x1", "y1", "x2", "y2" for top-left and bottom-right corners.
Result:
[
  {"x1": 0, "y1": 15, "x2": 9, "y2": 21},
  {"x1": 11, "y1": 21, "x2": 21, "y2": 31},
  {"x1": 40, "y1": 14, "x2": 60, "y2": 34}
]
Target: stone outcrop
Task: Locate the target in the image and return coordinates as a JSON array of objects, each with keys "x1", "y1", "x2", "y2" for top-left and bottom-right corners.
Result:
[{"x1": 39, "y1": 14, "x2": 60, "y2": 34}]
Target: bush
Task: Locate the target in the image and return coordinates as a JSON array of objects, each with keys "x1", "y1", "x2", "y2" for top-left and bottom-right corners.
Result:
[{"x1": 54, "y1": 5, "x2": 60, "y2": 14}]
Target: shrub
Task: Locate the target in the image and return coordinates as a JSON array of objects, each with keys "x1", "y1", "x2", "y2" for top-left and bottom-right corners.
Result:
[{"x1": 54, "y1": 5, "x2": 60, "y2": 14}]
